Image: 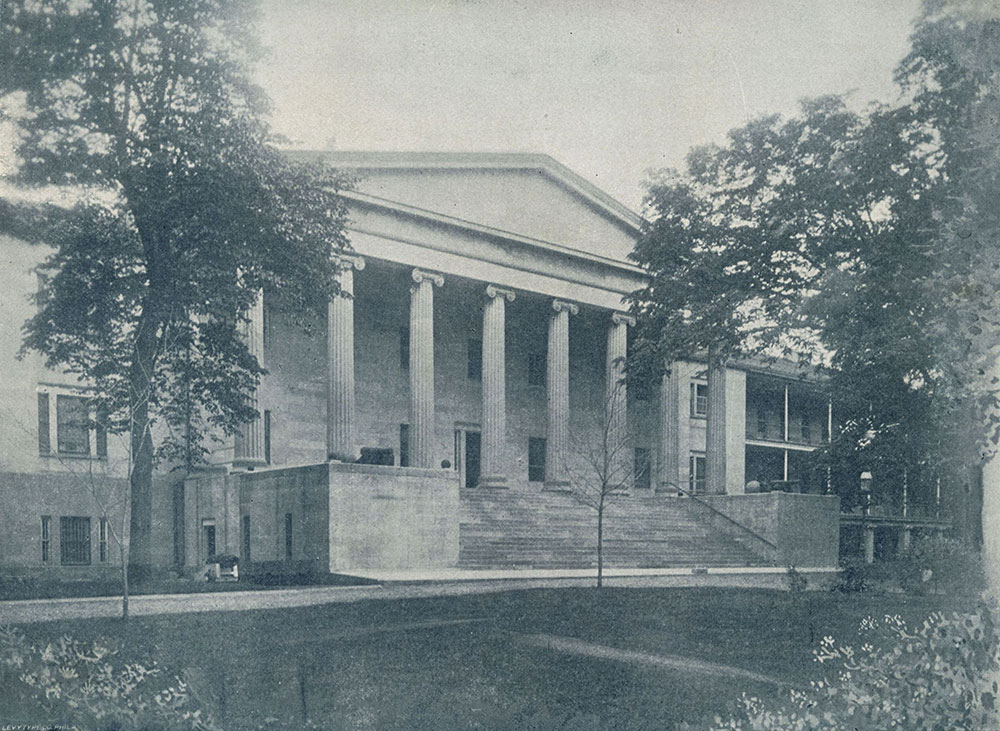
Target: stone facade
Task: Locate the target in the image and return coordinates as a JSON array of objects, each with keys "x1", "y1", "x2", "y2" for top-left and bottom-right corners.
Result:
[{"x1": 0, "y1": 153, "x2": 844, "y2": 578}]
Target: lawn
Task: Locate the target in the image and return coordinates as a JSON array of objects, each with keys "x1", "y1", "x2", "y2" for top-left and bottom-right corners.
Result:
[{"x1": 2, "y1": 586, "x2": 978, "y2": 729}]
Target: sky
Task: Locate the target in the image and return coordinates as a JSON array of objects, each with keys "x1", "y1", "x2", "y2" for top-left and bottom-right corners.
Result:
[{"x1": 258, "y1": 0, "x2": 924, "y2": 212}]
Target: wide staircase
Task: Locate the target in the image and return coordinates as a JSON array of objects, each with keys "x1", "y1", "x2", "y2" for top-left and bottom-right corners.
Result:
[{"x1": 459, "y1": 489, "x2": 770, "y2": 570}]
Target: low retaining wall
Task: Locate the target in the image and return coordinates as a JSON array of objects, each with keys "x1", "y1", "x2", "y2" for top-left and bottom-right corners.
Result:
[
  {"x1": 701, "y1": 492, "x2": 840, "y2": 567},
  {"x1": 328, "y1": 463, "x2": 459, "y2": 571}
]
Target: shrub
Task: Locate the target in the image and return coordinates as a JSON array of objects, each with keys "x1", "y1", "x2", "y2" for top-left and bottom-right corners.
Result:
[
  {"x1": 0, "y1": 625, "x2": 218, "y2": 729},
  {"x1": 706, "y1": 605, "x2": 1000, "y2": 730},
  {"x1": 910, "y1": 533, "x2": 986, "y2": 596},
  {"x1": 832, "y1": 558, "x2": 871, "y2": 593}
]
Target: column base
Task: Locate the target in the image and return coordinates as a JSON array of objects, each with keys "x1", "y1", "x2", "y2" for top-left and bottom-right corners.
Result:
[
  {"x1": 478, "y1": 475, "x2": 509, "y2": 489},
  {"x1": 543, "y1": 480, "x2": 573, "y2": 493}
]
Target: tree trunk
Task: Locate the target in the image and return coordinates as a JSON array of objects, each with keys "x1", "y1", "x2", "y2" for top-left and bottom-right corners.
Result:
[
  {"x1": 597, "y1": 500, "x2": 604, "y2": 589},
  {"x1": 127, "y1": 308, "x2": 160, "y2": 583},
  {"x1": 120, "y1": 547, "x2": 130, "y2": 623}
]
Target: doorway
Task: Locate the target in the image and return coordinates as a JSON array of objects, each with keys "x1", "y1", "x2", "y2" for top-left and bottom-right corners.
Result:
[
  {"x1": 454, "y1": 426, "x2": 481, "y2": 488},
  {"x1": 202, "y1": 519, "x2": 216, "y2": 561}
]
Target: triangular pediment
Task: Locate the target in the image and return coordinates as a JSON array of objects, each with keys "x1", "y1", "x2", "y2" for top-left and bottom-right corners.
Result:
[{"x1": 288, "y1": 151, "x2": 642, "y2": 263}]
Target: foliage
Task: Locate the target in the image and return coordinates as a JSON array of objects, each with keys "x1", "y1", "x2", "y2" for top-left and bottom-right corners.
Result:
[
  {"x1": 910, "y1": 533, "x2": 986, "y2": 596},
  {"x1": 631, "y1": 0, "x2": 1000, "y2": 526},
  {"x1": 0, "y1": 0, "x2": 351, "y2": 571},
  {"x1": 0, "y1": 624, "x2": 217, "y2": 729},
  {"x1": 707, "y1": 607, "x2": 1000, "y2": 730}
]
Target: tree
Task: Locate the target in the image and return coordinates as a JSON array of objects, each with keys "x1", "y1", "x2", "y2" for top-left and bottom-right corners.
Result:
[
  {"x1": 894, "y1": 0, "x2": 1000, "y2": 593},
  {"x1": 566, "y1": 379, "x2": 636, "y2": 588},
  {"x1": 629, "y1": 98, "x2": 874, "y2": 493},
  {"x1": 0, "y1": 0, "x2": 351, "y2": 586}
]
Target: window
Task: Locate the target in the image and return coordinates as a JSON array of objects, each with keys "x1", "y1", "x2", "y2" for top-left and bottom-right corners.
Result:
[
  {"x1": 399, "y1": 423, "x2": 410, "y2": 467},
  {"x1": 60, "y1": 516, "x2": 91, "y2": 565},
  {"x1": 634, "y1": 447, "x2": 651, "y2": 490},
  {"x1": 689, "y1": 454, "x2": 706, "y2": 494},
  {"x1": 690, "y1": 382, "x2": 708, "y2": 417},
  {"x1": 242, "y1": 515, "x2": 251, "y2": 562},
  {"x1": 467, "y1": 338, "x2": 482, "y2": 380},
  {"x1": 37, "y1": 393, "x2": 50, "y2": 453},
  {"x1": 822, "y1": 417, "x2": 830, "y2": 443},
  {"x1": 41, "y1": 516, "x2": 51, "y2": 563},
  {"x1": 756, "y1": 409, "x2": 767, "y2": 438},
  {"x1": 399, "y1": 327, "x2": 410, "y2": 370},
  {"x1": 801, "y1": 418, "x2": 811, "y2": 443},
  {"x1": 285, "y1": 513, "x2": 293, "y2": 561},
  {"x1": 264, "y1": 410, "x2": 272, "y2": 464},
  {"x1": 57, "y1": 395, "x2": 90, "y2": 455},
  {"x1": 528, "y1": 437, "x2": 546, "y2": 482},
  {"x1": 99, "y1": 517, "x2": 108, "y2": 562},
  {"x1": 527, "y1": 352, "x2": 546, "y2": 387}
]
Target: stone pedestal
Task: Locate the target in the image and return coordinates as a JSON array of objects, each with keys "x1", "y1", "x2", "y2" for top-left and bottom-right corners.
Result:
[
  {"x1": 409, "y1": 269, "x2": 443, "y2": 468},
  {"x1": 480, "y1": 285, "x2": 515, "y2": 488},
  {"x1": 327, "y1": 256, "x2": 365, "y2": 462},
  {"x1": 545, "y1": 299, "x2": 578, "y2": 489}
]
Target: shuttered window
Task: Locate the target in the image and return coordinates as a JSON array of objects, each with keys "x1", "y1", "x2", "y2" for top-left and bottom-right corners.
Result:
[{"x1": 37, "y1": 393, "x2": 50, "y2": 453}]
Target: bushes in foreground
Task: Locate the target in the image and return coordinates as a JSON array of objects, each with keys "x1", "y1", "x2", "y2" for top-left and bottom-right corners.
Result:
[
  {"x1": 702, "y1": 605, "x2": 999, "y2": 730},
  {"x1": 0, "y1": 625, "x2": 217, "y2": 729}
]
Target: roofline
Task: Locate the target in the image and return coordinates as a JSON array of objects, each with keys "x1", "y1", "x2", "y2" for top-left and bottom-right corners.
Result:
[{"x1": 284, "y1": 150, "x2": 644, "y2": 234}]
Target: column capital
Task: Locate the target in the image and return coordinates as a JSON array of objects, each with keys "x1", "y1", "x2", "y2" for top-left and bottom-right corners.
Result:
[
  {"x1": 552, "y1": 299, "x2": 579, "y2": 315},
  {"x1": 335, "y1": 254, "x2": 365, "y2": 272},
  {"x1": 412, "y1": 268, "x2": 444, "y2": 287},
  {"x1": 486, "y1": 284, "x2": 516, "y2": 302},
  {"x1": 611, "y1": 311, "x2": 636, "y2": 327}
]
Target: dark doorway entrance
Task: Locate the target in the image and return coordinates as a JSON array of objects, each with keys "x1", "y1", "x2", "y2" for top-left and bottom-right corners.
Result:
[{"x1": 465, "y1": 431, "x2": 481, "y2": 488}]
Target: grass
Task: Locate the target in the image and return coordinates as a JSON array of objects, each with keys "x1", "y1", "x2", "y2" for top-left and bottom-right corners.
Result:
[{"x1": 2, "y1": 586, "x2": 979, "y2": 729}]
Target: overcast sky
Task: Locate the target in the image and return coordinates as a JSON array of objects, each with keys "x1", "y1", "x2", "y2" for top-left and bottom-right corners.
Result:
[{"x1": 258, "y1": 0, "x2": 923, "y2": 212}]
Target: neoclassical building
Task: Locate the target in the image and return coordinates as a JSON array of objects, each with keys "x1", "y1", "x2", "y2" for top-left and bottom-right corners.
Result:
[{"x1": 0, "y1": 153, "x2": 842, "y2": 579}]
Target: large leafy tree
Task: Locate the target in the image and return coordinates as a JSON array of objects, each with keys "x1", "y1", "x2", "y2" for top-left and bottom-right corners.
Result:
[
  {"x1": 632, "y1": 0, "x2": 1000, "y2": 571},
  {"x1": 895, "y1": 0, "x2": 1000, "y2": 587},
  {"x1": 0, "y1": 0, "x2": 350, "y2": 580}
]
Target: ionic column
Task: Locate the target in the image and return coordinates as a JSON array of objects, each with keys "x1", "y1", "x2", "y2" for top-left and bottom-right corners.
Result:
[
  {"x1": 409, "y1": 269, "x2": 444, "y2": 468},
  {"x1": 326, "y1": 256, "x2": 365, "y2": 462},
  {"x1": 545, "y1": 299, "x2": 578, "y2": 489},
  {"x1": 480, "y1": 285, "x2": 515, "y2": 487},
  {"x1": 705, "y1": 347, "x2": 728, "y2": 494},
  {"x1": 234, "y1": 289, "x2": 266, "y2": 468},
  {"x1": 606, "y1": 312, "x2": 634, "y2": 486},
  {"x1": 657, "y1": 362, "x2": 680, "y2": 492}
]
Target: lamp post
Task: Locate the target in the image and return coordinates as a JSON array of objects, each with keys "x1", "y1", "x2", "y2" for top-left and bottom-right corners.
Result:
[{"x1": 860, "y1": 471, "x2": 875, "y2": 564}]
